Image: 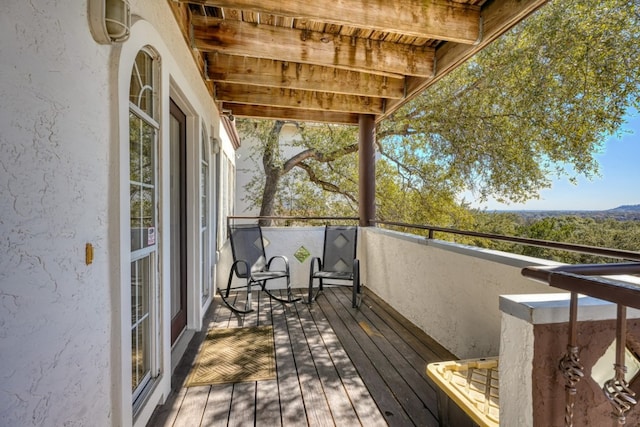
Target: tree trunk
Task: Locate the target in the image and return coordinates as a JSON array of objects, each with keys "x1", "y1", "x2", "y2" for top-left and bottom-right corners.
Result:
[{"x1": 258, "y1": 120, "x2": 284, "y2": 226}]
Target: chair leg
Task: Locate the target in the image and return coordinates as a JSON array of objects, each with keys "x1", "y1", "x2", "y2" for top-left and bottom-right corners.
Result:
[
  {"x1": 262, "y1": 279, "x2": 302, "y2": 304},
  {"x1": 219, "y1": 269, "x2": 254, "y2": 314},
  {"x1": 352, "y1": 259, "x2": 361, "y2": 308}
]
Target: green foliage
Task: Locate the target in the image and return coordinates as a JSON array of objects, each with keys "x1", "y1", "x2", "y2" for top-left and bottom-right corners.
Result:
[
  {"x1": 471, "y1": 213, "x2": 640, "y2": 263},
  {"x1": 379, "y1": 0, "x2": 640, "y2": 204},
  {"x1": 237, "y1": 0, "x2": 640, "y2": 233}
]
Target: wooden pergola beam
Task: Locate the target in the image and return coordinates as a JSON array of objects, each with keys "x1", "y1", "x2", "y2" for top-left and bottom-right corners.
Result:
[
  {"x1": 215, "y1": 82, "x2": 385, "y2": 114},
  {"x1": 206, "y1": 53, "x2": 405, "y2": 99},
  {"x1": 221, "y1": 103, "x2": 360, "y2": 125},
  {"x1": 180, "y1": 0, "x2": 481, "y2": 44},
  {"x1": 192, "y1": 16, "x2": 435, "y2": 77}
]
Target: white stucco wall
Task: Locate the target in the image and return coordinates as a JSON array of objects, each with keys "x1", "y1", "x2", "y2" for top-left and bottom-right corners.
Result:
[
  {"x1": 1, "y1": 2, "x2": 230, "y2": 427},
  {"x1": 499, "y1": 313, "x2": 534, "y2": 427},
  {"x1": 360, "y1": 227, "x2": 560, "y2": 359},
  {"x1": 1, "y1": 2, "x2": 114, "y2": 426}
]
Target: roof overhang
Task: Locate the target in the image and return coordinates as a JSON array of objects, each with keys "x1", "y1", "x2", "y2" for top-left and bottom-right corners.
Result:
[{"x1": 170, "y1": 0, "x2": 549, "y2": 125}]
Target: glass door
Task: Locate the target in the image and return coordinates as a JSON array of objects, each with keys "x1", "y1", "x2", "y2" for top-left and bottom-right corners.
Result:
[{"x1": 169, "y1": 100, "x2": 187, "y2": 344}]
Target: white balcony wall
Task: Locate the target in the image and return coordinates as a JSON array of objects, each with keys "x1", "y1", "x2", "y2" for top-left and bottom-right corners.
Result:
[{"x1": 360, "y1": 227, "x2": 559, "y2": 359}]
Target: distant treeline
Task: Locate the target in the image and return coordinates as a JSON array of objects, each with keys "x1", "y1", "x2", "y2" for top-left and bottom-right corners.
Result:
[{"x1": 458, "y1": 212, "x2": 640, "y2": 264}]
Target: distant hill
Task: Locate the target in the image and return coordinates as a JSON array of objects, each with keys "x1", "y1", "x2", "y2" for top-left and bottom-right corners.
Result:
[
  {"x1": 609, "y1": 204, "x2": 640, "y2": 212},
  {"x1": 494, "y1": 204, "x2": 640, "y2": 221}
]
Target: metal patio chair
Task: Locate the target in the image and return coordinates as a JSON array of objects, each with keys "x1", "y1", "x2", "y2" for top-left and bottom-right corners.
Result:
[
  {"x1": 307, "y1": 225, "x2": 361, "y2": 308},
  {"x1": 222, "y1": 224, "x2": 300, "y2": 313}
]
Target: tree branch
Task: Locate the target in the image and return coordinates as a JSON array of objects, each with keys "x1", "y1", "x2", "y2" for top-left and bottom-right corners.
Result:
[
  {"x1": 282, "y1": 143, "x2": 359, "y2": 174},
  {"x1": 295, "y1": 162, "x2": 358, "y2": 204}
]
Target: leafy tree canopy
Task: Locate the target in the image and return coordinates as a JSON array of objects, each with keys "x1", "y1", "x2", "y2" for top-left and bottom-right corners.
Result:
[{"x1": 238, "y1": 0, "x2": 640, "y2": 225}]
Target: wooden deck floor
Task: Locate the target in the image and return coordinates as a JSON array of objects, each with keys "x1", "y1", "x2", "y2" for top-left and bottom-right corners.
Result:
[{"x1": 147, "y1": 287, "x2": 456, "y2": 427}]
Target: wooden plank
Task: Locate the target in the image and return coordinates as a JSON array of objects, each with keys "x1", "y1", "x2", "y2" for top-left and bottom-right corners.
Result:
[
  {"x1": 304, "y1": 304, "x2": 386, "y2": 426},
  {"x1": 282, "y1": 301, "x2": 334, "y2": 426},
  {"x1": 191, "y1": 16, "x2": 435, "y2": 77},
  {"x1": 172, "y1": 386, "x2": 210, "y2": 426},
  {"x1": 294, "y1": 301, "x2": 361, "y2": 425},
  {"x1": 201, "y1": 384, "x2": 234, "y2": 425},
  {"x1": 180, "y1": 0, "x2": 481, "y2": 44},
  {"x1": 255, "y1": 295, "x2": 282, "y2": 425},
  {"x1": 222, "y1": 103, "x2": 360, "y2": 125},
  {"x1": 333, "y1": 287, "x2": 440, "y2": 421},
  {"x1": 310, "y1": 304, "x2": 386, "y2": 426},
  {"x1": 215, "y1": 82, "x2": 385, "y2": 114},
  {"x1": 271, "y1": 294, "x2": 307, "y2": 425},
  {"x1": 321, "y1": 289, "x2": 439, "y2": 426},
  {"x1": 315, "y1": 290, "x2": 414, "y2": 425},
  {"x1": 206, "y1": 53, "x2": 405, "y2": 99},
  {"x1": 145, "y1": 386, "x2": 187, "y2": 427},
  {"x1": 228, "y1": 382, "x2": 257, "y2": 426}
]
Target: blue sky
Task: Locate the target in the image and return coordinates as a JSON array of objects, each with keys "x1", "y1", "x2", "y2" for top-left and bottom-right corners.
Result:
[{"x1": 470, "y1": 109, "x2": 640, "y2": 211}]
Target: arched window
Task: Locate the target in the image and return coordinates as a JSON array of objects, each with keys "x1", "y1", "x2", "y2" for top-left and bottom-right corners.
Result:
[{"x1": 128, "y1": 49, "x2": 159, "y2": 404}]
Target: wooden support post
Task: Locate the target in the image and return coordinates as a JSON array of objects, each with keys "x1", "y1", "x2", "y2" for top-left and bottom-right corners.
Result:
[{"x1": 358, "y1": 114, "x2": 375, "y2": 227}]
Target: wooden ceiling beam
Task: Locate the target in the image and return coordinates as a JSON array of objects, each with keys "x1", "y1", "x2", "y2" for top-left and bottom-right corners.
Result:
[
  {"x1": 180, "y1": 0, "x2": 481, "y2": 44},
  {"x1": 215, "y1": 82, "x2": 385, "y2": 114},
  {"x1": 192, "y1": 16, "x2": 435, "y2": 77},
  {"x1": 206, "y1": 53, "x2": 405, "y2": 99},
  {"x1": 222, "y1": 103, "x2": 360, "y2": 125}
]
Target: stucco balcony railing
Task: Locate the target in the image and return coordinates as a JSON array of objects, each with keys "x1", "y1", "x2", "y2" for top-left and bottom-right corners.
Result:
[{"x1": 160, "y1": 218, "x2": 640, "y2": 426}]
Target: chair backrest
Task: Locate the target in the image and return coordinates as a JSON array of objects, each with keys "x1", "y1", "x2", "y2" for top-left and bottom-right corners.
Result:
[
  {"x1": 228, "y1": 224, "x2": 267, "y2": 277},
  {"x1": 322, "y1": 225, "x2": 358, "y2": 273}
]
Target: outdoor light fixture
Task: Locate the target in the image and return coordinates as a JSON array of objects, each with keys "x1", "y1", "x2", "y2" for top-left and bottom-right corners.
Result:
[
  {"x1": 89, "y1": 0, "x2": 131, "y2": 44},
  {"x1": 211, "y1": 136, "x2": 220, "y2": 154},
  {"x1": 222, "y1": 109, "x2": 235, "y2": 122}
]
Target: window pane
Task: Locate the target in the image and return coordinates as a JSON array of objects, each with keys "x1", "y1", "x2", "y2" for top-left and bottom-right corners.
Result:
[
  {"x1": 131, "y1": 257, "x2": 151, "y2": 392},
  {"x1": 141, "y1": 187, "x2": 154, "y2": 249},
  {"x1": 130, "y1": 51, "x2": 154, "y2": 118},
  {"x1": 130, "y1": 185, "x2": 142, "y2": 251},
  {"x1": 140, "y1": 121, "x2": 155, "y2": 185},
  {"x1": 201, "y1": 165, "x2": 208, "y2": 228},
  {"x1": 129, "y1": 114, "x2": 141, "y2": 183}
]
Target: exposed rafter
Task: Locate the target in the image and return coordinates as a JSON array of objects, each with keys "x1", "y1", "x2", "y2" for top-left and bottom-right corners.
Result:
[
  {"x1": 169, "y1": 0, "x2": 550, "y2": 125},
  {"x1": 206, "y1": 53, "x2": 405, "y2": 99},
  {"x1": 215, "y1": 82, "x2": 385, "y2": 114},
  {"x1": 180, "y1": 0, "x2": 482, "y2": 44},
  {"x1": 191, "y1": 16, "x2": 435, "y2": 77}
]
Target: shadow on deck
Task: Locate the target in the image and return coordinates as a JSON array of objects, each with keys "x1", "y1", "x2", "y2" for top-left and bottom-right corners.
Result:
[{"x1": 147, "y1": 287, "x2": 456, "y2": 426}]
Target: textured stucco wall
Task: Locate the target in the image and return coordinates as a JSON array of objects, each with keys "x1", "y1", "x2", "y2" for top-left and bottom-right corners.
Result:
[
  {"x1": 360, "y1": 228, "x2": 556, "y2": 359},
  {"x1": 499, "y1": 313, "x2": 534, "y2": 426},
  {"x1": 0, "y1": 2, "x2": 113, "y2": 426},
  {"x1": 1, "y1": 1, "x2": 226, "y2": 427}
]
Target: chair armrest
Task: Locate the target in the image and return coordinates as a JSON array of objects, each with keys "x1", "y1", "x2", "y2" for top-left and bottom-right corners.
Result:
[
  {"x1": 266, "y1": 255, "x2": 289, "y2": 274},
  {"x1": 231, "y1": 259, "x2": 252, "y2": 278},
  {"x1": 310, "y1": 256, "x2": 322, "y2": 274}
]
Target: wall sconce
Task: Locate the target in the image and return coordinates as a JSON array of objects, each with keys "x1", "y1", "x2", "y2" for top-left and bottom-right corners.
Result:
[
  {"x1": 211, "y1": 136, "x2": 220, "y2": 154},
  {"x1": 89, "y1": 0, "x2": 131, "y2": 44},
  {"x1": 222, "y1": 109, "x2": 235, "y2": 122}
]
